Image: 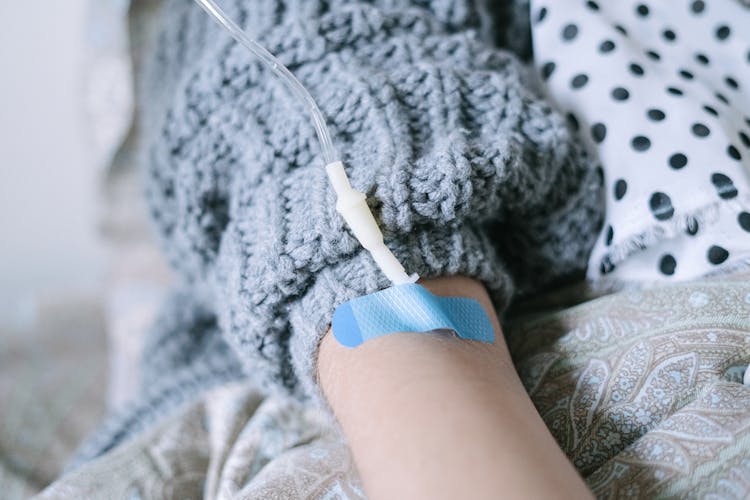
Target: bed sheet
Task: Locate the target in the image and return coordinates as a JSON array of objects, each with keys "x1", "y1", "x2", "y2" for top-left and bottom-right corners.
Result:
[{"x1": 34, "y1": 270, "x2": 750, "y2": 499}]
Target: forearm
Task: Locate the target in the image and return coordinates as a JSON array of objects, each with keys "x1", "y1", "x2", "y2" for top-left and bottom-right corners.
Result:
[{"x1": 317, "y1": 276, "x2": 592, "y2": 499}]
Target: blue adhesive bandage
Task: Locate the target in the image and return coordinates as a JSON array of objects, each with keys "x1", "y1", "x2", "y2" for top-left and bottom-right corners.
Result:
[{"x1": 331, "y1": 283, "x2": 495, "y2": 347}]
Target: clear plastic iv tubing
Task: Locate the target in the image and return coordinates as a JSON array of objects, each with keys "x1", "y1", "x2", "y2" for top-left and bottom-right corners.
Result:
[
  {"x1": 194, "y1": 0, "x2": 418, "y2": 285},
  {"x1": 194, "y1": 0, "x2": 338, "y2": 165}
]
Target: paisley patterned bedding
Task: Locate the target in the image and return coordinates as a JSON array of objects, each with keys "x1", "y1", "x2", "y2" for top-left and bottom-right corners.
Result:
[
  {"x1": 29, "y1": 269, "x2": 750, "y2": 499},
  {"x1": 507, "y1": 270, "x2": 750, "y2": 498}
]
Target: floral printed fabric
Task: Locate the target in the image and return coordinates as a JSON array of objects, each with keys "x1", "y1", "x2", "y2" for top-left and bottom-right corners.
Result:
[{"x1": 35, "y1": 270, "x2": 750, "y2": 499}]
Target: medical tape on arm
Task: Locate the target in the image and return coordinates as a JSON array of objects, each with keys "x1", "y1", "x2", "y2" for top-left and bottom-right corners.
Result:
[{"x1": 331, "y1": 283, "x2": 495, "y2": 347}]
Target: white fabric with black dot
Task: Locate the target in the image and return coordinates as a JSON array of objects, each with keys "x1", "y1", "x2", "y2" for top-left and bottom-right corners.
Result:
[{"x1": 533, "y1": 0, "x2": 750, "y2": 284}]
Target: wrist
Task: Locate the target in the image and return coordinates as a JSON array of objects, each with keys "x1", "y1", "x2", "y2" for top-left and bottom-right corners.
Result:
[
  {"x1": 317, "y1": 275, "x2": 508, "y2": 408},
  {"x1": 315, "y1": 275, "x2": 591, "y2": 500}
]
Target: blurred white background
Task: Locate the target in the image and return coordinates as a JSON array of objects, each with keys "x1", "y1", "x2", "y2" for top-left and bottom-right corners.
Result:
[{"x1": 0, "y1": 1, "x2": 105, "y2": 330}]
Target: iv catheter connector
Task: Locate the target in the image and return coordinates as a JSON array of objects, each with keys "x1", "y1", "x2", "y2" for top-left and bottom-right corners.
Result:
[
  {"x1": 326, "y1": 161, "x2": 419, "y2": 286},
  {"x1": 194, "y1": 0, "x2": 417, "y2": 287}
]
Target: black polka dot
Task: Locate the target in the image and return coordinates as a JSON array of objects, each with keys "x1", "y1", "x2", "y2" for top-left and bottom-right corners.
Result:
[
  {"x1": 536, "y1": 7, "x2": 548, "y2": 23},
  {"x1": 647, "y1": 108, "x2": 666, "y2": 121},
  {"x1": 739, "y1": 131, "x2": 750, "y2": 148},
  {"x1": 686, "y1": 217, "x2": 699, "y2": 236},
  {"x1": 738, "y1": 212, "x2": 750, "y2": 232},
  {"x1": 562, "y1": 24, "x2": 579, "y2": 41},
  {"x1": 746, "y1": 117, "x2": 750, "y2": 128},
  {"x1": 662, "y1": 29, "x2": 677, "y2": 42},
  {"x1": 629, "y1": 63, "x2": 644, "y2": 76},
  {"x1": 702, "y1": 105, "x2": 718, "y2": 117},
  {"x1": 707, "y1": 245, "x2": 729, "y2": 265},
  {"x1": 632, "y1": 135, "x2": 651, "y2": 151},
  {"x1": 669, "y1": 153, "x2": 688, "y2": 169},
  {"x1": 691, "y1": 0, "x2": 705, "y2": 14},
  {"x1": 649, "y1": 192, "x2": 674, "y2": 220},
  {"x1": 646, "y1": 50, "x2": 661, "y2": 61},
  {"x1": 571, "y1": 74, "x2": 589, "y2": 89},
  {"x1": 614, "y1": 179, "x2": 627, "y2": 200},
  {"x1": 567, "y1": 113, "x2": 580, "y2": 132},
  {"x1": 711, "y1": 172, "x2": 738, "y2": 199},
  {"x1": 659, "y1": 254, "x2": 677, "y2": 275},
  {"x1": 541, "y1": 62, "x2": 556, "y2": 80},
  {"x1": 715, "y1": 92, "x2": 729, "y2": 105},
  {"x1": 715, "y1": 25, "x2": 730, "y2": 41},
  {"x1": 599, "y1": 40, "x2": 616, "y2": 53},
  {"x1": 692, "y1": 123, "x2": 710, "y2": 137},
  {"x1": 586, "y1": 1, "x2": 600, "y2": 11},
  {"x1": 694, "y1": 53, "x2": 710, "y2": 65},
  {"x1": 605, "y1": 225, "x2": 614, "y2": 246},
  {"x1": 600, "y1": 256, "x2": 615, "y2": 274},
  {"x1": 678, "y1": 69, "x2": 694, "y2": 80},
  {"x1": 612, "y1": 87, "x2": 630, "y2": 101},
  {"x1": 614, "y1": 24, "x2": 628, "y2": 36},
  {"x1": 635, "y1": 4, "x2": 649, "y2": 16},
  {"x1": 666, "y1": 86, "x2": 684, "y2": 96},
  {"x1": 725, "y1": 76, "x2": 739, "y2": 90},
  {"x1": 591, "y1": 123, "x2": 607, "y2": 143},
  {"x1": 727, "y1": 145, "x2": 742, "y2": 161}
]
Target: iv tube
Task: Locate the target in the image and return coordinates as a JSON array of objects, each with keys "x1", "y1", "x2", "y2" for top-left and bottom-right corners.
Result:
[
  {"x1": 194, "y1": 0, "x2": 337, "y2": 165},
  {"x1": 193, "y1": 0, "x2": 418, "y2": 285}
]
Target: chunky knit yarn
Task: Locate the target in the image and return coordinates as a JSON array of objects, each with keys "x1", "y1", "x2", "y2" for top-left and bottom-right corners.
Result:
[{"x1": 72, "y1": 0, "x2": 602, "y2": 465}]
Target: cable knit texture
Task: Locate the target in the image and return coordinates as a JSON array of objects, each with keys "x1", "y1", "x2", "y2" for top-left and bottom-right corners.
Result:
[{"x1": 72, "y1": 0, "x2": 603, "y2": 465}]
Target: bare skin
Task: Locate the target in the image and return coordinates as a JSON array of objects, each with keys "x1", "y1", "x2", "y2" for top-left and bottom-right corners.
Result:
[{"x1": 317, "y1": 275, "x2": 592, "y2": 500}]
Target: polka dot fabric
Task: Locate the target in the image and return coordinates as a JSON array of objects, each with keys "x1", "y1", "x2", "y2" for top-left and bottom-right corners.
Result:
[{"x1": 532, "y1": 0, "x2": 750, "y2": 284}]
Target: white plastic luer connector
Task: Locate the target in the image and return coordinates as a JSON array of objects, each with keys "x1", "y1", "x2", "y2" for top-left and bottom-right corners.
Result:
[
  {"x1": 193, "y1": 1, "x2": 417, "y2": 286},
  {"x1": 326, "y1": 161, "x2": 419, "y2": 285}
]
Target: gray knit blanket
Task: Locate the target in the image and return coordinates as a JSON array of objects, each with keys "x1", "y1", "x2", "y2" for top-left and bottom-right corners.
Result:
[{"x1": 72, "y1": 0, "x2": 602, "y2": 465}]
